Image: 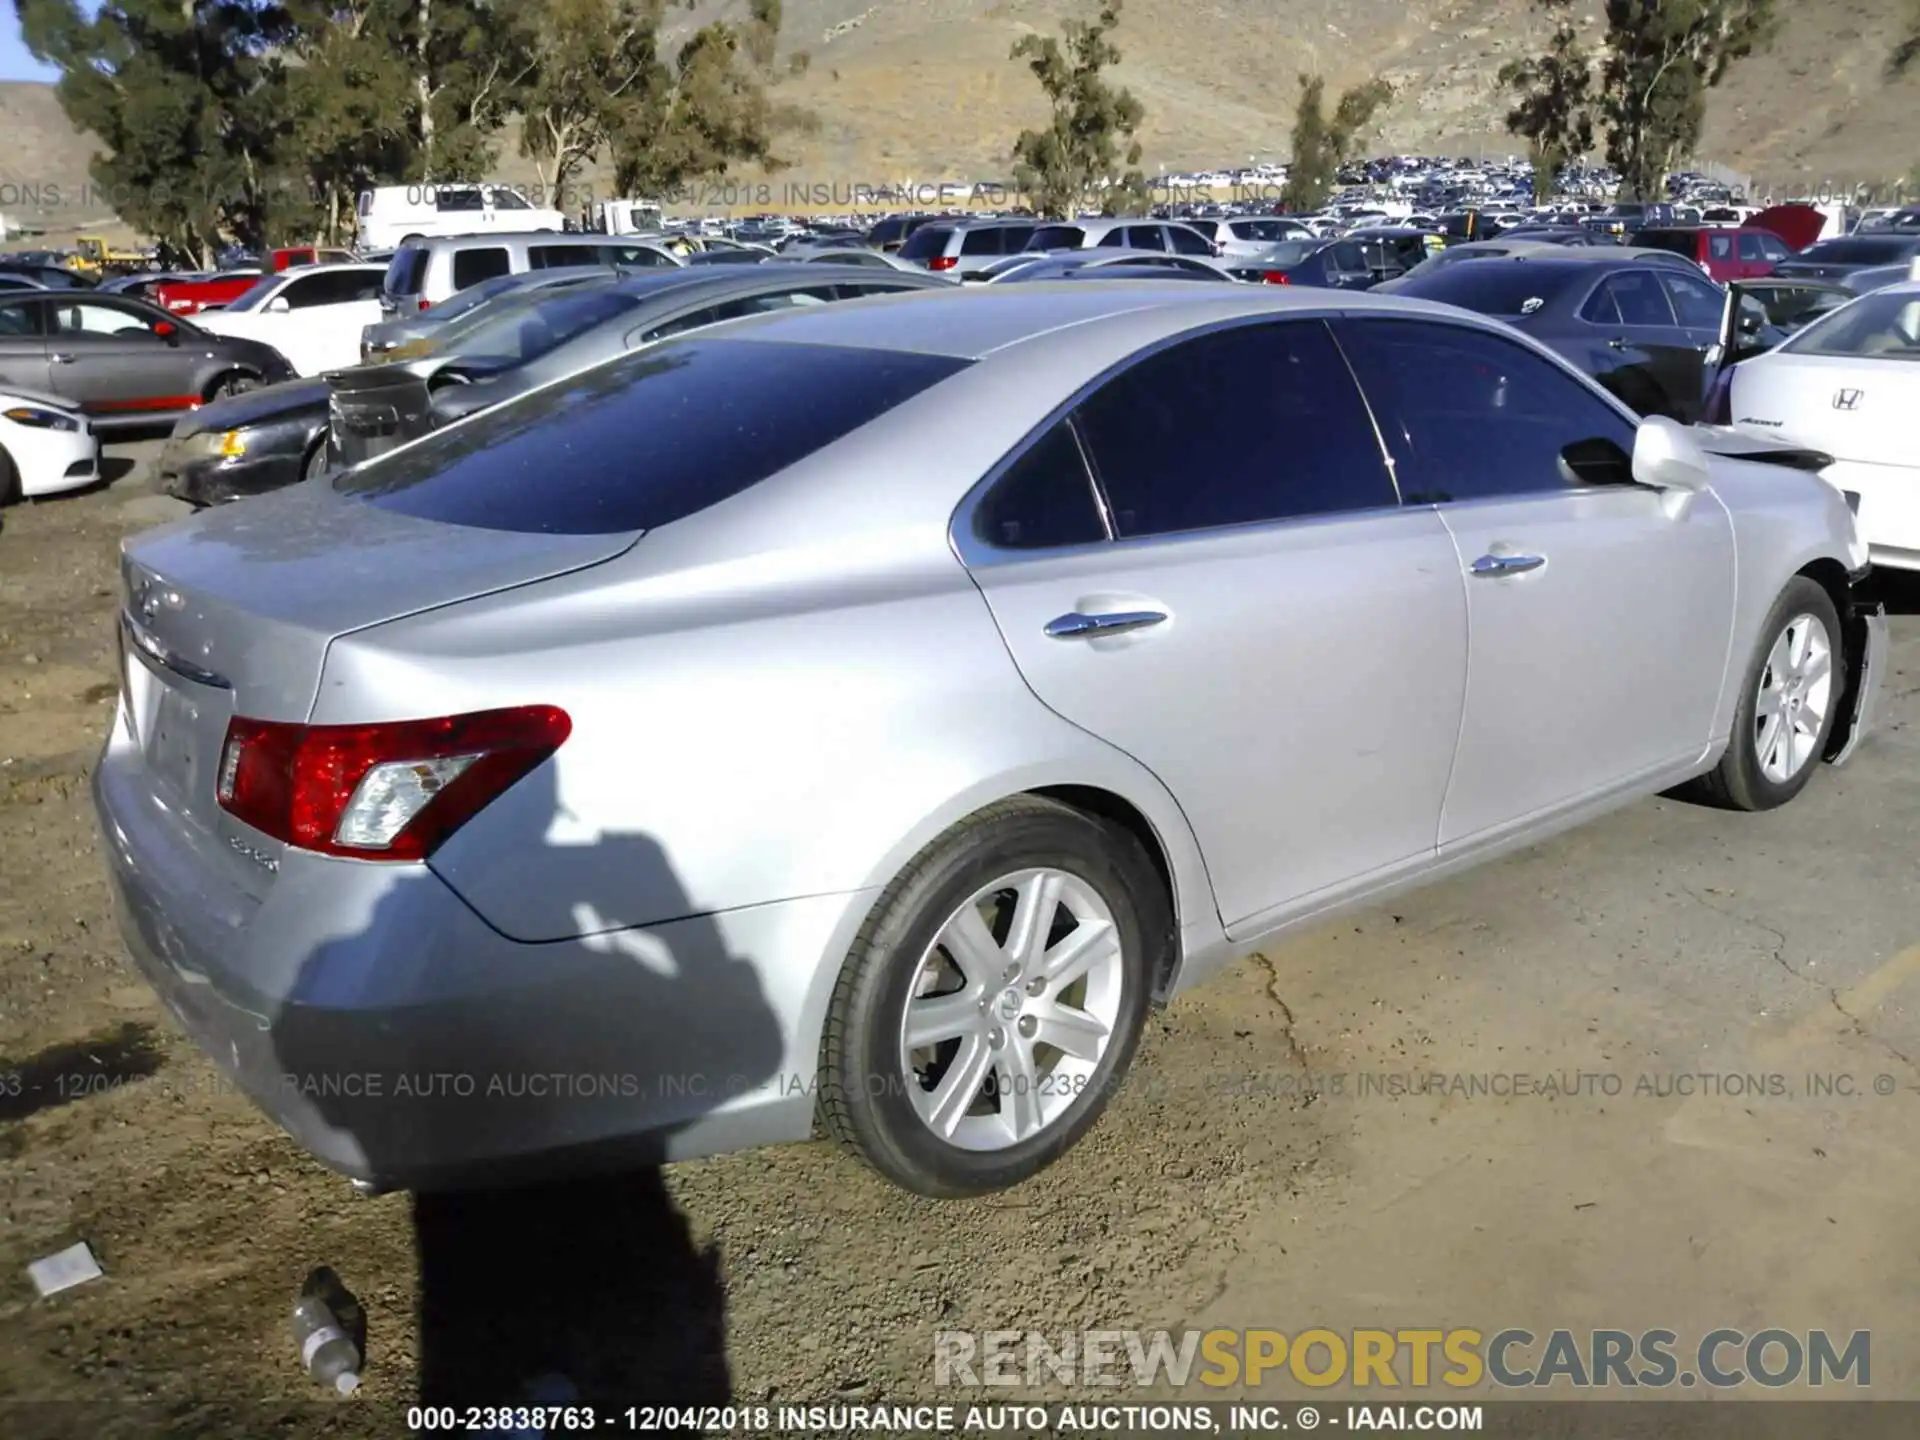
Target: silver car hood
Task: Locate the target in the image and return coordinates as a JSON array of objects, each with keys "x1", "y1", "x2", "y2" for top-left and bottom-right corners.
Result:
[{"x1": 120, "y1": 479, "x2": 640, "y2": 723}]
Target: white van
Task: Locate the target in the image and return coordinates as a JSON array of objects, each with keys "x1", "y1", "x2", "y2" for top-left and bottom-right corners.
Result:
[
  {"x1": 355, "y1": 184, "x2": 567, "y2": 252},
  {"x1": 591, "y1": 198, "x2": 666, "y2": 236}
]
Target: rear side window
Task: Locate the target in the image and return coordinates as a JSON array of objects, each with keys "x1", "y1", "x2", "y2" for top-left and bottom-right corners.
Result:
[
  {"x1": 452, "y1": 248, "x2": 513, "y2": 289},
  {"x1": 1168, "y1": 226, "x2": 1213, "y2": 256},
  {"x1": 384, "y1": 246, "x2": 429, "y2": 295},
  {"x1": 1124, "y1": 226, "x2": 1166, "y2": 251},
  {"x1": 1071, "y1": 319, "x2": 1397, "y2": 537},
  {"x1": 974, "y1": 421, "x2": 1107, "y2": 549},
  {"x1": 1637, "y1": 230, "x2": 1696, "y2": 257},
  {"x1": 338, "y1": 340, "x2": 971, "y2": 534},
  {"x1": 530, "y1": 244, "x2": 606, "y2": 269},
  {"x1": 898, "y1": 226, "x2": 955, "y2": 261},
  {"x1": 436, "y1": 189, "x2": 485, "y2": 213},
  {"x1": 1660, "y1": 270, "x2": 1725, "y2": 329},
  {"x1": 1708, "y1": 234, "x2": 1735, "y2": 260},
  {"x1": 1029, "y1": 225, "x2": 1085, "y2": 250},
  {"x1": 960, "y1": 228, "x2": 1002, "y2": 256},
  {"x1": 1587, "y1": 272, "x2": 1675, "y2": 326}
]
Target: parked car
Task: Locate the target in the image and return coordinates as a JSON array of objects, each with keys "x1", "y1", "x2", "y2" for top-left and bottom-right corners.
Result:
[
  {"x1": 1771, "y1": 235, "x2": 1920, "y2": 281},
  {"x1": 95, "y1": 282, "x2": 1884, "y2": 1198},
  {"x1": 864, "y1": 213, "x2": 954, "y2": 252},
  {"x1": 1181, "y1": 216, "x2": 1314, "y2": 261},
  {"x1": 193, "y1": 264, "x2": 388, "y2": 376},
  {"x1": 1385, "y1": 252, "x2": 1762, "y2": 420},
  {"x1": 1707, "y1": 276, "x2": 1920, "y2": 572},
  {"x1": 1229, "y1": 238, "x2": 1388, "y2": 288},
  {"x1": 981, "y1": 250, "x2": 1237, "y2": 283},
  {"x1": 378, "y1": 232, "x2": 683, "y2": 317},
  {"x1": 96, "y1": 270, "x2": 204, "y2": 300},
  {"x1": 360, "y1": 264, "x2": 642, "y2": 362},
  {"x1": 1020, "y1": 218, "x2": 1218, "y2": 259},
  {"x1": 0, "y1": 261, "x2": 93, "y2": 289},
  {"x1": 332, "y1": 264, "x2": 956, "y2": 468},
  {"x1": 1489, "y1": 226, "x2": 1615, "y2": 246},
  {"x1": 1633, "y1": 226, "x2": 1795, "y2": 281},
  {"x1": 1343, "y1": 227, "x2": 1449, "y2": 275},
  {"x1": 1378, "y1": 240, "x2": 1705, "y2": 292},
  {"x1": 785, "y1": 244, "x2": 942, "y2": 274},
  {"x1": 356, "y1": 183, "x2": 567, "y2": 252},
  {"x1": 0, "y1": 273, "x2": 45, "y2": 291},
  {"x1": 153, "y1": 269, "x2": 264, "y2": 316},
  {"x1": 895, "y1": 219, "x2": 1038, "y2": 278},
  {"x1": 0, "y1": 290, "x2": 294, "y2": 428},
  {"x1": 0, "y1": 390, "x2": 99, "y2": 503}
]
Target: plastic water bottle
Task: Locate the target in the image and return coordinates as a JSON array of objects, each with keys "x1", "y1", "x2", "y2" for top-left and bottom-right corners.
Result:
[{"x1": 292, "y1": 1290, "x2": 362, "y2": 1396}]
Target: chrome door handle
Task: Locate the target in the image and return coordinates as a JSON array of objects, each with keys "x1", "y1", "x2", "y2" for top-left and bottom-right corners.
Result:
[
  {"x1": 1605, "y1": 337, "x2": 1627, "y2": 350},
  {"x1": 1045, "y1": 610, "x2": 1168, "y2": 639},
  {"x1": 49, "y1": 352, "x2": 76, "y2": 364},
  {"x1": 1470, "y1": 553, "x2": 1547, "y2": 577}
]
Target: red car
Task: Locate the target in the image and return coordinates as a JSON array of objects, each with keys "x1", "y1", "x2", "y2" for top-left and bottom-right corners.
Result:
[
  {"x1": 1633, "y1": 224, "x2": 1797, "y2": 282},
  {"x1": 153, "y1": 248, "x2": 358, "y2": 315}
]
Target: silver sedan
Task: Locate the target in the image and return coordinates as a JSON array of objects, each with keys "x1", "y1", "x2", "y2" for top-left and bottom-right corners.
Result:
[{"x1": 95, "y1": 283, "x2": 1886, "y2": 1198}]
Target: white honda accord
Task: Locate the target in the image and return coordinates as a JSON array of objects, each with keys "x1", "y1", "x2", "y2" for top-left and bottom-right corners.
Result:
[{"x1": 1714, "y1": 275, "x2": 1920, "y2": 570}]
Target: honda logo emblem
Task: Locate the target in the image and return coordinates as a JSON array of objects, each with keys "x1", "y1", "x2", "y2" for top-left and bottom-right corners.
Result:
[{"x1": 1833, "y1": 389, "x2": 1863, "y2": 411}]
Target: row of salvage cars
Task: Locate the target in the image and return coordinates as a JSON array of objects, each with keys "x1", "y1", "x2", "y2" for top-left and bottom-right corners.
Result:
[{"x1": 88, "y1": 254, "x2": 1906, "y2": 1199}]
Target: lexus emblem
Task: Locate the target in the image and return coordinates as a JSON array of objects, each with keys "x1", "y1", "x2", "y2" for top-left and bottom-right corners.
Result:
[{"x1": 1833, "y1": 389, "x2": 1863, "y2": 411}]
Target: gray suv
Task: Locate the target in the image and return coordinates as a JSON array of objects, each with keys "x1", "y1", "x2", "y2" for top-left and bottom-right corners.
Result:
[
  {"x1": 897, "y1": 219, "x2": 1038, "y2": 279},
  {"x1": 379, "y1": 232, "x2": 683, "y2": 317}
]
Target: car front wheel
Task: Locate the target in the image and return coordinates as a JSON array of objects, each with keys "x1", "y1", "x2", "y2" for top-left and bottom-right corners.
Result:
[
  {"x1": 1693, "y1": 576, "x2": 1844, "y2": 811},
  {"x1": 819, "y1": 796, "x2": 1166, "y2": 1197}
]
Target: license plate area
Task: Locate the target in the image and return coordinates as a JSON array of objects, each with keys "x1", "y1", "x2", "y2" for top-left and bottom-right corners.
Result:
[{"x1": 121, "y1": 626, "x2": 229, "y2": 818}]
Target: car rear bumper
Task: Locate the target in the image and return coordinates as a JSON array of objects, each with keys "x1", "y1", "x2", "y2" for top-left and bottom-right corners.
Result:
[{"x1": 94, "y1": 716, "x2": 836, "y2": 1190}]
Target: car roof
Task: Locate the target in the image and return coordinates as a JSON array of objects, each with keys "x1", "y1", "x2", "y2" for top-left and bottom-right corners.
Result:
[
  {"x1": 705, "y1": 281, "x2": 1475, "y2": 360},
  {"x1": 597, "y1": 262, "x2": 945, "y2": 304}
]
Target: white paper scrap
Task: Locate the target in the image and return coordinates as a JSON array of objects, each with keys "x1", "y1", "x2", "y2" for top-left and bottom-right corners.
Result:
[{"x1": 28, "y1": 1242, "x2": 104, "y2": 1297}]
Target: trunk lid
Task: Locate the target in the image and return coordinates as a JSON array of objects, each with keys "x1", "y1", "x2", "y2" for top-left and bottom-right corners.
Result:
[
  {"x1": 1729, "y1": 356, "x2": 1908, "y2": 468},
  {"x1": 115, "y1": 482, "x2": 640, "y2": 895},
  {"x1": 1748, "y1": 203, "x2": 1828, "y2": 252}
]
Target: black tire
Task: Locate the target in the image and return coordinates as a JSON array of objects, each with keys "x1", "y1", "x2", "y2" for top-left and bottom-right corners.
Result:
[
  {"x1": 206, "y1": 371, "x2": 258, "y2": 401},
  {"x1": 819, "y1": 796, "x2": 1167, "y2": 1198},
  {"x1": 1691, "y1": 576, "x2": 1844, "y2": 811},
  {"x1": 0, "y1": 444, "x2": 18, "y2": 507},
  {"x1": 301, "y1": 438, "x2": 331, "y2": 484}
]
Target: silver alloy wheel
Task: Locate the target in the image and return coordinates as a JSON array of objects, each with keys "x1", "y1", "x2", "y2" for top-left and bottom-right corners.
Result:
[
  {"x1": 1755, "y1": 612, "x2": 1833, "y2": 784},
  {"x1": 899, "y1": 867, "x2": 1125, "y2": 1152}
]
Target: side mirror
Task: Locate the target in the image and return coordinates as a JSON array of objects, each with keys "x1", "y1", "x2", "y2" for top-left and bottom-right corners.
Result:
[
  {"x1": 267, "y1": 296, "x2": 291, "y2": 313},
  {"x1": 153, "y1": 320, "x2": 176, "y2": 343},
  {"x1": 1632, "y1": 415, "x2": 1711, "y2": 492}
]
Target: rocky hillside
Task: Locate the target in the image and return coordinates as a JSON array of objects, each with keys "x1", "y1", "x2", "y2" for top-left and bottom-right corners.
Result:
[{"x1": 5, "y1": 0, "x2": 1915, "y2": 240}]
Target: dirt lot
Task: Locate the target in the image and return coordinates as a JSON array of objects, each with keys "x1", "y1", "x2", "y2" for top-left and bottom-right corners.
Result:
[{"x1": 4, "y1": 445, "x2": 1920, "y2": 1434}]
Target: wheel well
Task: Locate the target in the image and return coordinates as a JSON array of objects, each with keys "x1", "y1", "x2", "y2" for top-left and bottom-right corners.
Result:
[
  {"x1": 1798, "y1": 557, "x2": 1851, "y2": 619},
  {"x1": 1030, "y1": 784, "x2": 1181, "y2": 997},
  {"x1": 1799, "y1": 558, "x2": 1866, "y2": 762},
  {"x1": 202, "y1": 368, "x2": 255, "y2": 402}
]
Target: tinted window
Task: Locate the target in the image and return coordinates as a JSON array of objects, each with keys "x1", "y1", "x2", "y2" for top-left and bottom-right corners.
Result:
[
  {"x1": 1029, "y1": 225, "x2": 1085, "y2": 250},
  {"x1": 1661, "y1": 270, "x2": 1724, "y2": 329},
  {"x1": 0, "y1": 300, "x2": 41, "y2": 337},
  {"x1": 1637, "y1": 230, "x2": 1697, "y2": 257},
  {"x1": 898, "y1": 226, "x2": 955, "y2": 261},
  {"x1": 452, "y1": 248, "x2": 512, "y2": 289},
  {"x1": 1401, "y1": 263, "x2": 1575, "y2": 316},
  {"x1": 338, "y1": 340, "x2": 970, "y2": 534},
  {"x1": 960, "y1": 228, "x2": 1002, "y2": 256},
  {"x1": 384, "y1": 246, "x2": 429, "y2": 295},
  {"x1": 1736, "y1": 233, "x2": 1767, "y2": 261},
  {"x1": 1759, "y1": 233, "x2": 1790, "y2": 260},
  {"x1": 1167, "y1": 226, "x2": 1210, "y2": 256},
  {"x1": 1072, "y1": 319, "x2": 1396, "y2": 537},
  {"x1": 1708, "y1": 234, "x2": 1735, "y2": 260},
  {"x1": 489, "y1": 188, "x2": 531, "y2": 211},
  {"x1": 974, "y1": 421, "x2": 1107, "y2": 549},
  {"x1": 1097, "y1": 228, "x2": 1129, "y2": 248},
  {"x1": 531, "y1": 244, "x2": 609, "y2": 269},
  {"x1": 285, "y1": 269, "x2": 382, "y2": 307},
  {"x1": 635, "y1": 307, "x2": 721, "y2": 344},
  {"x1": 1802, "y1": 238, "x2": 1919, "y2": 264},
  {"x1": 1337, "y1": 319, "x2": 1638, "y2": 503},
  {"x1": 1124, "y1": 226, "x2": 1167, "y2": 252},
  {"x1": 1595, "y1": 271, "x2": 1675, "y2": 325},
  {"x1": 449, "y1": 286, "x2": 643, "y2": 364},
  {"x1": 48, "y1": 300, "x2": 164, "y2": 338},
  {"x1": 436, "y1": 188, "x2": 485, "y2": 213}
]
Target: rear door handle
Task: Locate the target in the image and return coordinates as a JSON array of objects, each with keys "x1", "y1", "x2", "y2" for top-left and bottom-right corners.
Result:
[
  {"x1": 1605, "y1": 337, "x2": 1627, "y2": 350},
  {"x1": 1470, "y1": 553, "x2": 1547, "y2": 577},
  {"x1": 1045, "y1": 610, "x2": 1168, "y2": 639}
]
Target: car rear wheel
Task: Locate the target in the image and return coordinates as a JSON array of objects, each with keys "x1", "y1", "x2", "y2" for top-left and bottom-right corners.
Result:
[
  {"x1": 1691, "y1": 576, "x2": 1843, "y2": 811},
  {"x1": 819, "y1": 796, "x2": 1164, "y2": 1197}
]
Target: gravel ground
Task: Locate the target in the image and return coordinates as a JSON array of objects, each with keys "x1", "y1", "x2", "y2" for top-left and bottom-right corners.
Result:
[{"x1": 4, "y1": 444, "x2": 1920, "y2": 1435}]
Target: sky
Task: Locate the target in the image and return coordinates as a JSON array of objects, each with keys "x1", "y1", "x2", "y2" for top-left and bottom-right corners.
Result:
[{"x1": 2, "y1": 8, "x2": 66, "y2": 83}]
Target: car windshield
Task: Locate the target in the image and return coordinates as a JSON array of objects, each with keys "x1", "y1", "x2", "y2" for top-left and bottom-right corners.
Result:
[
  {"x1": 221, "y1": 277, "x2": 285, "y2": 313},
  {"x1": 1260, "y1": 241, "x2": 1323, "y2": 266},
  {"x1": 420, "y1": 281, "x2": 626, "y2": 361},
  {"x1": 1398, "y1": 263, "x2": 1573, "y2": 315},
  {"x1": 1783, "y1": 290, "x2": 1920, "y2": 359}
]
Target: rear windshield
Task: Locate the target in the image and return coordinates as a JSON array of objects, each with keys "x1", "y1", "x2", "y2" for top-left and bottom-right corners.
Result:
[
  {"x1": 1260, "y1": 241, "x2": 1322, "y2": 267},
  {"x1": 432, "y1": 284, "x2": 640, "y2": 365},
  {"x1": 898, "y1": 226, "x2": 955, "y2": 261},
  {"x1": 1783, "y1": 290, "x2": 1920, "y2": 359},
  {"x1": 1399, "y1": 263, "x2": 1574, "y2": 315},
  {"x1": 337, "y1": 340, "x2": 972, "y2": 534},
  {"x1": 1799, "y1": 238, "x2": 1920, "y2": 264},
  {"x1": 1028, "y1": 225, "x2": 1086, "y2": 251}
]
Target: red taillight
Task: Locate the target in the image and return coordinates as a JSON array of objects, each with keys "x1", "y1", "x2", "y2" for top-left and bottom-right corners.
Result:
[
  {"x1": 927, "y1": 256, "x2": 958, "y2": 271},
  {"x1": 416, "y1": 298, "x2": 432, "y2": 312},
  {"x1": 216, "y1": 705, "x2": 571, "y2": 861},
  {"x1": 1262, "y1": 271, "x2": 1291, "y2": 285}
]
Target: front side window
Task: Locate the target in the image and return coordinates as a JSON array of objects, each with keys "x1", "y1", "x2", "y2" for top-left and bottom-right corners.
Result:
[
  {"x1": 488, "y1": 187, "x2": 532, "y2": 211},
  {"x1": 435, "y1": 188, "x2": 485, "y2": 213},
  {"x1": 1588, "y1": 272, "x2": 1675, "y2": 327},
  {"x1": 1660, "y1": 270, "x2": 1725, "y2": 329},
  {"x1": 960, "y1": 228, "x2": 1002, "y2": 256},
  {"x1": 1097, "y1": 228, "x2": 1130, "y2": 248},
  {"x1": 1709, "y1": 234, "x2": 1735, "y2": 260},
  {"x1": 1028, "y1": 225, "x2": 1085, "y2": 251},
  {"x1": 0, "y1": 301, "x2": 42, "y2": 337},
  {"x1": 530, "y1": 244, "x2": 605, "y2": 269},
  {"x1": 451, "y1": 248, "x2": 512, "y2": 289},
  {"x1": 1336, "y1": 318, "x2": 1639, "y2": 503},
  {"x1": 48, "y1": 300, "x2": 166, "y2": 339},
  {"x1": 973, "y1": 421, "x2": 1107, "y2": 549},
  {"x1": 1071, "y1": 319, "x2": 1397, "y2": 538}
]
